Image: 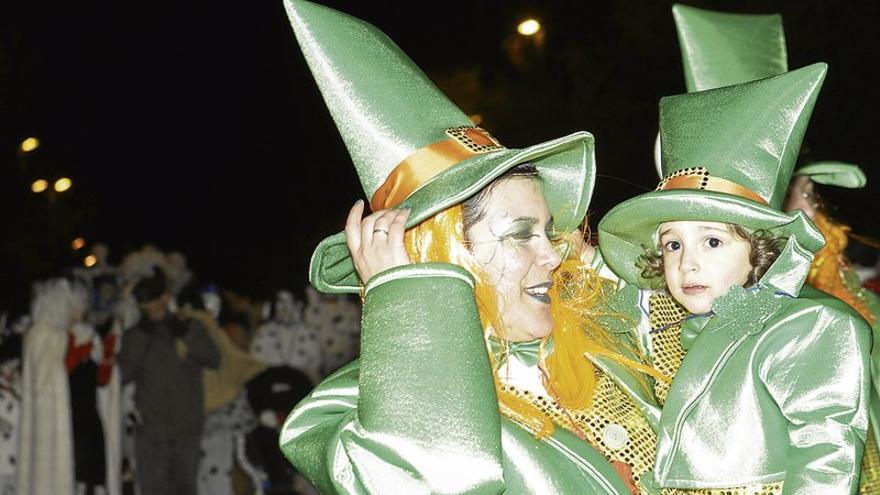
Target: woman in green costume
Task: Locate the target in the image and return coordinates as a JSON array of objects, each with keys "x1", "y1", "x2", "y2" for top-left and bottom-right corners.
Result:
[
  {"x1": 278, "y1": 1, "x2": 681, "y2": 493},
  {"x1": 598, "y1": 62, "x2": 872, "y2": 493}
]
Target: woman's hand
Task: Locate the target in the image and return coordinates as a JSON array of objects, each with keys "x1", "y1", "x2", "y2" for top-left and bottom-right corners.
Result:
[{"x1": 345, "y1": 200, "x2": 411, "y2": 283}]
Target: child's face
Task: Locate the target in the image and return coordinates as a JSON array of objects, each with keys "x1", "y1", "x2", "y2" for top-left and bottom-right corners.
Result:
[{"x1": 658, "y1": 221, "x2": 753, "y2": 314}]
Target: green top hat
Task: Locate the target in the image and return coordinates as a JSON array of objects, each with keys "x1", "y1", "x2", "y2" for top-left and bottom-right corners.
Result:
[
  {"x1": 673, "y1": 5, "x2": 867, "y2": 190},
  {"x1": 673, "y1": 4, "x2": 787, "y2": 92},
  {"x1": 652, "y1": 5, "x2": 787, "y2": 178},
  {"x1": 599, "y1": 63, "x2": 827, "y2": 286},
  {"x1": 285, "y1": 0, "x2": 596, "y2": 293}
]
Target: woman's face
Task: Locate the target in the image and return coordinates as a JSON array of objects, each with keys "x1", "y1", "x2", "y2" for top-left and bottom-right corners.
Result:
[
  {"x1": 783, "y1": 175, "x2": 818, "y2": 220},
  {"x1": 465, "y1": 178, "x2": 562, "y2": 341}
]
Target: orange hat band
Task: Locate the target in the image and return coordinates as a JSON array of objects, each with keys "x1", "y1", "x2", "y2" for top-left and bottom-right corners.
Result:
[
  {"x1": 371, "y1": 126, "x2": 505, "y2": 211},
  {"x1": 657, "y1": 167, "x2": 769, "y2": 206}
]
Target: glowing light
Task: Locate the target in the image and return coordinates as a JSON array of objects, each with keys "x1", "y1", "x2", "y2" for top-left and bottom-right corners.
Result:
[
  {"x1": 20, "y1": 137, "x2": 40, "y2": 153},
  {"x1": 31, "y1": 179, "x2": 49, "y2": 193},
  {"x1": 517, "y1": 19, "x2": 541, "y2": 36},
  {"x1": 469, "y1": 114, "x2": 483, "y2": 125},
  {"x1": 84, "y1": 255, "x2": 97, "y2": 267},
  {"x1": 54, "y1": 177, "x2": 72, "y2": 192},
  {"x1": 72, "y1": 237, "x2": 86, "y2": 250}
]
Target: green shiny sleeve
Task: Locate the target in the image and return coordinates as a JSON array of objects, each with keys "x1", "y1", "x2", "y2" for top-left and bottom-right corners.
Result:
[
  {"x1": 280, "y1": 262, "x2": 505, "y2": 494},
  {"x1": 759, "y1": 303, "x2": 872, "y2": 494}
]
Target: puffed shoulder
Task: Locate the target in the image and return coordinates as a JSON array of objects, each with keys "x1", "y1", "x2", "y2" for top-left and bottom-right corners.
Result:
[
  {"x1": 756, "y1": 286, "x2": 874, "y2": 370},
  {"x1": 794, "y1": 285, "x2": 873, "y2": 339}
]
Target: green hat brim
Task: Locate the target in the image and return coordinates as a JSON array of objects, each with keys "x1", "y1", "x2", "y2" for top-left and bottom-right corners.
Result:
[
  {"x1": 310, "y1": 131, "x2": 596, "y2": 293},
  {"x1": 598, "y1": 189, "x2": 824, "y2": 286},
  {"x1": 794, "y1": 162, "x2": 867, "y2": 189}
]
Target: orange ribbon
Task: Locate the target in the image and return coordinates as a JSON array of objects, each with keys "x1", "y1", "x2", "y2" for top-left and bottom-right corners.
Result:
[
  {"x1": 659, "y1": 174, "x2": 769, "y2": 206},
  {"x1": 370, "y1": 139, "x2": 476, "y2": 211}
]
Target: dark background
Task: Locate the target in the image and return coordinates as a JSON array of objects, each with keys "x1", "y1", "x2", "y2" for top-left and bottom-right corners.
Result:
[{"x1": 1, "y1": 0, "x2": 877, "y2": 314}]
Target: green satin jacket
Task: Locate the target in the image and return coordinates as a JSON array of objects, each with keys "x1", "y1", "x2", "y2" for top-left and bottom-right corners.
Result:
[
  {"x1": 626, "y1": 238, "x2": 873, "y2": 493},
  {"x1": 279, "y1": 262, "x2": 651, "y2": 494}
]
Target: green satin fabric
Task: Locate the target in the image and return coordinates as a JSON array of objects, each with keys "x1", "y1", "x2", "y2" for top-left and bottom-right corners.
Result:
[
  {"x1": 487, "y1": 336, "x2": 552, "y2": 368},
  {"x1": 279, "y1": 263, "x2": 632, "y2": 494},
  {"x1": 672, "y1": 4, "x2": 787, "y2": 93},
  {"x1": 653, "y1": 282, "x2": 871, "y2": 493}
]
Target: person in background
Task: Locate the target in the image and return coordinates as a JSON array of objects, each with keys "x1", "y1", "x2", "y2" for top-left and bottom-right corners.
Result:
[
  {"x1": 118, "y1": 267, "x2": 220, "y2": 495},
  {"x1": 251, "y1": 290, "x2": 321, "y2": 383}
]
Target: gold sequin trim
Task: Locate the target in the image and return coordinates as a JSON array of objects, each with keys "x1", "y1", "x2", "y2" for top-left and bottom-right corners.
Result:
[
  {"x1": 502, "y1": 370, "x2": 660, "y2": 495},
  {"x1": 860, "y1": 427, "x2": 880, "y2": 494},
  {"x1": 679, "y1": 482, "x2": 783, "y2": 495},
  {"x1": 656, "y1": 167, "x2": 710, "y2": 191},
  {"x1": 648, "y1": 293, "x2": 689, "y2": 405},
  {"x1": 444, "y1": 126, "x2": 505, "y2": 153}
]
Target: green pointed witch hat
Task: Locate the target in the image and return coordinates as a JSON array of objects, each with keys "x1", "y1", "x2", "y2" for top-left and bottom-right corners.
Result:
[
  {"x1": 599, "y1": 63, "x2": 827, "y2": 286},
  {"x1": 285, "y1": 0, "x2": 596, "y2": 293},
  {"x1": 673, "y1": 4, "x2": 787, "y2": 92},
  {"x1": 673, "y1": 5, "x2": 868, "y2": 190}
]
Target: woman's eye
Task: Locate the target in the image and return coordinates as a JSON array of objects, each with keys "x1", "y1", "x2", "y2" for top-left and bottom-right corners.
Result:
[
  {"x1": 508, "y1": 231, "x2": 537, "y2": 241},
  {"x1": 707, "y1": 237, "x2": 722, "y2": 248},
  {"x1": 663, "y1": 240, "x2": 681, "y2": 251}
]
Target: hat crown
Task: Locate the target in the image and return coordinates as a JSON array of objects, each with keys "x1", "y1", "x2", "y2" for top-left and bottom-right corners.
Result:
[
  {"x1": 673, "y1": 4, "x2": 788, "y2": 92},
  {"x1": 285, "y1": 0, "x2": 473, "y2": 198},
  {"x1": 659, "y1": 63, "x2": 827, "y2": 209}
]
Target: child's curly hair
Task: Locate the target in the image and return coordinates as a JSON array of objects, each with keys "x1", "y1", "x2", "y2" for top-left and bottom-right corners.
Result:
[{"x1": 637, "y1": 224, "x2": 784, "y2": 289}]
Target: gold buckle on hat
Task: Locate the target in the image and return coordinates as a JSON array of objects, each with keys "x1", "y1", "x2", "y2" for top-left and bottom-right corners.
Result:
[
  {"x1": 445, "y1": 126, "x2": 505, "y2": 153},
  {"x1": 656, "y1": 167, "x2": 769, "y2": 206}
]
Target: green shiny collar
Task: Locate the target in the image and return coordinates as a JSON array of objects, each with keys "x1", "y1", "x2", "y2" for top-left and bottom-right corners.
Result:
[
  {"x1": 757, "y1": 235, "x2": 812, "y2": 296},
  {"x1": 487, "y1": 336, "x2": 553, "y2": 368},
  {"x1": 680, "y1": 313, "x2": 714, "y2": 350},
  {"x1": 681, "y1": 284, "x2": 787, "y2": 349}
]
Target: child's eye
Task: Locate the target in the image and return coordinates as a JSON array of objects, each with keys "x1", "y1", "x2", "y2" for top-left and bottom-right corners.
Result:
[
  {"x1": 706, "y1": 237, "x2": 722, "y2": 248},
  {"x1": 663, "y1": 240, "x2": 681, "y2": 252}
]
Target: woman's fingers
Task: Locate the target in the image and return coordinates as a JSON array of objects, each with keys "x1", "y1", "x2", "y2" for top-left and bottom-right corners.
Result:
[
  {"x1": 387, "y1": 208, "x2": 408, "y2": 239},
  {"x1": 388, "y1": 209, "x2": 411, "y2": 264},
  {"x1": 344, "y1": 200, "x2": 366, "y2": 255},
  {"x1": 344, "y1": 204, "x2": 413, "y2": 283},
  {"x1": 370, "y1": 209, "x2": 396, "y2": 243},
  {"x1": 359, "y1": 208, "x2": 383, "y2": 251}
]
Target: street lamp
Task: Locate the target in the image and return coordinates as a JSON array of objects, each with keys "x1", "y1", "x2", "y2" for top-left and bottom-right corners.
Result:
[
  {"x1": 72, "y1": 237, "x2": 86, "y2": 250},
  {"x1": 54, "y1": 177, "x2": 73, "y2": 192},
  {"x1": 84, "y1": 255, "x2": 97, "y2": 267},
  {"x1": 20, "y1": 137, "x2": 40, "y2": 153},
  {"x1": 31, "y1": 179, "x2": 49, "y2": 193},
  {"x1": 517, "y1": 19, "x2": 541, "y2": 36}
]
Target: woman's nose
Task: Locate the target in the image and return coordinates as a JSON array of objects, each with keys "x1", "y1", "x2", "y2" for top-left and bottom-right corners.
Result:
[{"x1": 538, "y1": 236, "x2": 563, "y2": 270}]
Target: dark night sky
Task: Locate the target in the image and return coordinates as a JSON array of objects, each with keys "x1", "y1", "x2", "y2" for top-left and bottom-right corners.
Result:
[{"x1": 1, "y1": 0, "x2": 877, "y2": 312}]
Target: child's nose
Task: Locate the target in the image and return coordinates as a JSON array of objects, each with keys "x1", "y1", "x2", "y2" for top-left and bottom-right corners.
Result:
[{"x1": 679, "y1": 247, "x2": 699, "y2": 273}]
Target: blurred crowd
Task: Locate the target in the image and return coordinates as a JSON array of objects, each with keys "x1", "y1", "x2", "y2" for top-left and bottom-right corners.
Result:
[{"x1": 0, "y1": 244, "x2": 361, "y2": 495}]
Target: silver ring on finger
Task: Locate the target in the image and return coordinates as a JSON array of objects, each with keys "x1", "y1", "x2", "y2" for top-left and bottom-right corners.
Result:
[{"x1": 373, "y1": 228, "x2": 389, "y2": 235}]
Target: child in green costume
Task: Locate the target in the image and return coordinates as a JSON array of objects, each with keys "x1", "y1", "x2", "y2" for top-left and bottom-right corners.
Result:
[{"x1": 599, "y1": 63, "x2": 872, "y2": 494}]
